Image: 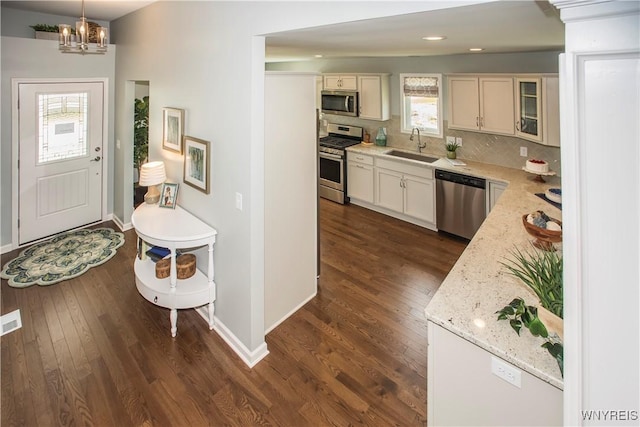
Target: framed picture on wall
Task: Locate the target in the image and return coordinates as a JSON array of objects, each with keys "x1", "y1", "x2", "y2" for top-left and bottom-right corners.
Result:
[
  {"x1": 159, "y1": 182, "x2": 179, "y2": 209},
  {"x1": 162, "y1": 107, "x2": 184, "y2": 153},
  {"x1": 183, "y1": 136, "x2": 210, "y2": 194}
]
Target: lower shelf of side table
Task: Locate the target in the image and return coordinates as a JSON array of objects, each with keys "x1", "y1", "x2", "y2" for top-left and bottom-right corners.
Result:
[{"x1": 134, "y1": 258, "x2": 213, "y2": 309}]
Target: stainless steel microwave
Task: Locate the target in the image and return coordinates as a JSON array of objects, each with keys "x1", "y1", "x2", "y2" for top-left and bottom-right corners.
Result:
[{"x1": 321, "y1": 90, "x2": 359, "y2": 117}]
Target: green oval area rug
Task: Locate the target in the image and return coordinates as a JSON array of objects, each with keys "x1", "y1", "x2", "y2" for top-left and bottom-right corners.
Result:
[{"x1": 1, "y1": 228, "x2": 125, "y2": 288}]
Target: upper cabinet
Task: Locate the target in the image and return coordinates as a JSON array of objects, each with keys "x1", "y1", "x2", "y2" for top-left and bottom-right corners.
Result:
[
  {"x1": 448, "y1": 76, "x2": 515, "y2": 135},
  {"x1": 515, "y1": 77, "x2": 542, "y2": 142},
  {"x1": 323, "y1": 73, "x2": 391, "y2": 121},
  {"x1": 323, "y1": 75, "x2": 357, "y2": 91},
  {"x1": 358, "y1": 74, "x2": 390, "y2": 121},
  {"x1": 447, "y1": 74, "x2": 560, "y2": 147}
]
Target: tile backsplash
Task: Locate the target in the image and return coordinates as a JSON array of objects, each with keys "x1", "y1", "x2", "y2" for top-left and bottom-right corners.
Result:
[{"x1": 321, "y1": 114, "x2": 562, "y2": 177}]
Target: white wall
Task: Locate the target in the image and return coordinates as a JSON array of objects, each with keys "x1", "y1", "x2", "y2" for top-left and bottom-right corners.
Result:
[
  {"x1": 109, "y1": 0, "x2": 486, "y2": 361},
  {"x1": 264, "y1": 72, "x2": 318, "y2": 333},
  {"x1": 0, "y1": 6, "x2": 109, "y2": 39},
  {"x1": 0, "y1": 35, "x2": 116, "y2": 248},
  {"x1": 552, "y1": 1, "x2": 640, "y2": 425}
]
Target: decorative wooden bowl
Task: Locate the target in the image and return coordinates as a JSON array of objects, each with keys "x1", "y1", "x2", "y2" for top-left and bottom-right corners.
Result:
[
  {"x1": 522, "y1": 214, "x2": 562, "y2": 251},
  {"x1": 154, "y1": 254, "x2": 197, "y2": 279}
]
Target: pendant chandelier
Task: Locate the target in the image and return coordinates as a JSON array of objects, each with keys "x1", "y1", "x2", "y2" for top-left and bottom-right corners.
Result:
[{"x1": 58, "y1": 0, "x2": 108, "y2": 54}]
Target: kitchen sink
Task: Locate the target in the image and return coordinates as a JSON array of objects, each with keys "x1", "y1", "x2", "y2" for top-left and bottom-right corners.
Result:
[{"x1": 386, "y1": 150, "x2": 439, "y2": 163}]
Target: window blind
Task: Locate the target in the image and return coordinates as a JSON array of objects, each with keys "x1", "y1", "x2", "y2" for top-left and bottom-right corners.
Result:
[{"x1": 403, "y1": 76, "x2": 439, "y2": 97}]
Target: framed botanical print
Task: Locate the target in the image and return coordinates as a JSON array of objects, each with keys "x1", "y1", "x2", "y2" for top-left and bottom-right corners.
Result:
[
  {"x1": 159, "y1": 182, "x2": 179, "y2": 209},
  {"x1": 162, "y1": 107, "x2": 184, "y2": 153},
  {"x1": 183, "y1": 136, "x2": 210, "y2": 194}
]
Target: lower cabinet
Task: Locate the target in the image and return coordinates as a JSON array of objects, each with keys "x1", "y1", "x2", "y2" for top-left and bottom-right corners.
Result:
[
  {"x1": 487, "y1": 180, "x2": 507, "y2": 214},
  {"x1": 346, "y1": 152, "x2": 436, "y2": 230},
  {"x1": 427, "y1": 322, "x2": 563, "y2": 426},
  {"x1": 347, "y1": 152, "x2": 374, "y2": 203},
  {"x1": 376, "y1": 167, "x2": 435, "y2": 224}
]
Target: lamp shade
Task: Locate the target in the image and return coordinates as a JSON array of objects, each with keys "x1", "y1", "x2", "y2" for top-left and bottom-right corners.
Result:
[{"x1": 139, "y1": 161, "x2": 166, "y2": 186}]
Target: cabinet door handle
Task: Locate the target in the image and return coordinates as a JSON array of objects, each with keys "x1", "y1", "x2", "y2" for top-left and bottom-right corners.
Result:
[
  {"x1": 476, "y1": 116, "x2": 480, "y2": 127},
  {"x1": 356, "y1": 164, "x2": 364, "y2": 169},
  {"x1": 515, "y1": 120, "x2": 520, "y2": 131}
]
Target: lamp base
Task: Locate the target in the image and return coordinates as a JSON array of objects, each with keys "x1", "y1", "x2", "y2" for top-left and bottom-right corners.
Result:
[{"x1": 144, "y1": 185, "x2": 161, "y2": 204}]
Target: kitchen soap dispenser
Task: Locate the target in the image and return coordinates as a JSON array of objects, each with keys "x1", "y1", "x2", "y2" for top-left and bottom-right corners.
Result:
[{"x1": 375, "y1": 127, "x2": 387, "y2": 146}]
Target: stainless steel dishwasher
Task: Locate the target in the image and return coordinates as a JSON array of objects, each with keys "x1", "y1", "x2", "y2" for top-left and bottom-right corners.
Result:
[{"x1": 435, "y1": 169, "x2": 487, "y2": 240}]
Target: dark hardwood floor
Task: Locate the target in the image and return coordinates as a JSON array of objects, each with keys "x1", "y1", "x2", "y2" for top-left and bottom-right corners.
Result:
[{"x1": 1, "y1": 200, "x2": 467, "y2": 426}]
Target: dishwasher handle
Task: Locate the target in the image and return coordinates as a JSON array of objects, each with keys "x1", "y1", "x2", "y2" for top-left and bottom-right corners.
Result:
[{"x1": 435, "y1": 169, "x2": 486, "y2": 189}]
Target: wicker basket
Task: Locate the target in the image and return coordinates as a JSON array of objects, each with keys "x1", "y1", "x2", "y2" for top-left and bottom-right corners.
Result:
[
  {"x1": 155, "y1": 258, "x2": 171, "y2": 279},
  {"x1": 154, "y1": 254, "x2": 197, "y2": 279}
]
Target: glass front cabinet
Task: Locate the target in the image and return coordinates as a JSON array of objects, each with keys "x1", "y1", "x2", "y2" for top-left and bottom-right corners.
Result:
[{"x1": 515, "y1": 77, "x2": 542, "y2": 142}]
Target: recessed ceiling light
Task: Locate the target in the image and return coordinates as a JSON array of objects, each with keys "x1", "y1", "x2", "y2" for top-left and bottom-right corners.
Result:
[
  {"x1": 469, "y1": 48, "x2": 484, "y2": 52},
  {"x1": 422, "y1": 36, "x2": 446, "y2": 41},
  {"x1": 314, "y1": 54, "x2": 323, "y2": 58}
]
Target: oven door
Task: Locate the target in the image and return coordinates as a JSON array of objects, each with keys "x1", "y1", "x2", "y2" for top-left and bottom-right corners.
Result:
[{"x1": 319, "y1": 152, "x2": 344, "y2": 191}]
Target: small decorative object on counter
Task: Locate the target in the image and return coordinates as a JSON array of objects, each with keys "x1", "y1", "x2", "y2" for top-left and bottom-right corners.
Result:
[
  {"x1": 445, "y1": 140, "x2": 460, "y2": 159},
  {"x1": 523, "y1": 210, "x2": 562, "y2": 250},
  {"x1": 375, "y1": 127, "x2": 387, "y2": 146}
]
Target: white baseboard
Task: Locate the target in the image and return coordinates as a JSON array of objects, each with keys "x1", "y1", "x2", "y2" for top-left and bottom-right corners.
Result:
[
  {"x1": 111, "y1": 214, "x2": 132, "y2": 232},
  {"x1": 194, "y1": 306, "x2": 269, "y2": 368},
  {"x1": 0, "y1": 243, "x2": 14, "y2": 255},
  {"x1": 265, "y1": 290, "x2": 317, "y2": 334}
]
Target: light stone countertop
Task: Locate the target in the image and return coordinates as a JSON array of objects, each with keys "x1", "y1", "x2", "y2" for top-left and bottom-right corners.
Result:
[{"x1": 346, "y1": 143, "x2": 564, "y2": 389}]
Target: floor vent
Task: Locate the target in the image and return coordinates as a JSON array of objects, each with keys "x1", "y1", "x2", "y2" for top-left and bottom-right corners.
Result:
[{"x1": 1, "y1": 309, "x2": 22, "y2": 336}]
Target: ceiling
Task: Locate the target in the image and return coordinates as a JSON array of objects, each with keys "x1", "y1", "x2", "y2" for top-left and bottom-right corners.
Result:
[
  {"x1": 2, "y1": 0, "x2": 155, "y2": 22},
  {"x1": 2, "y1": 1, "x2": 564, "y2": 61},
  {"x1": 265, "y1": 1, "x2": 564, "y2": 62}
]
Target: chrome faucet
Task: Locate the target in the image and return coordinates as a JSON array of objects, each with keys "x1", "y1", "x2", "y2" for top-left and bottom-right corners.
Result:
[{"x1": 409, "y1": 128, "x2": 426, "y2": 153}]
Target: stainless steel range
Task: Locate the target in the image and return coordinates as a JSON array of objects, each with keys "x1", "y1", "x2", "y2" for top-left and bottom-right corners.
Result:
[{"x1": 319, "y1": 124, "x2": 363, "y2": 204}]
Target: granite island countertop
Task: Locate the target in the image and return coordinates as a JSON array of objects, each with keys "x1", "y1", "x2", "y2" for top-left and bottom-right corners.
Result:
[{"x1": 346, "y1": 144, "x2": 564, "y2": 389}]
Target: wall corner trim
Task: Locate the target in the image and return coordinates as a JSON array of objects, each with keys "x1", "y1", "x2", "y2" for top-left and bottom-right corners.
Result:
[{"x1": 195, "y1": 306, "x2": 270, "y2": 368}]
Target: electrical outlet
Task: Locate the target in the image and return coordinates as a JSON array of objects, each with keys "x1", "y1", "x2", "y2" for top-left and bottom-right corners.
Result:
[
  {"x1": 456, "y1": 137, "x2": 462, "y2": 146},
  {"x1": 235, "y1": 192, "x2": 243, "y2": 211},
  {"x1": 446, "y1": 136, "x2": 455, "y2": 145},
  {"x1": 491, "y1": 356, "x2": 522, "y2": 388},
  {"x1": 520, "y1": 146, "x2": 528, "y2": 157}
]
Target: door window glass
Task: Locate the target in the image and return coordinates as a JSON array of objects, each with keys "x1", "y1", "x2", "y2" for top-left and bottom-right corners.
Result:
[{"x1": 38, "y1": 92, "x2": 88, "y2": 164}]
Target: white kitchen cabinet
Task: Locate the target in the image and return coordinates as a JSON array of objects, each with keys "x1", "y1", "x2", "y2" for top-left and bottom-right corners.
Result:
[
  {"x1": 323, "y1": 74, "x2": 357, "y2": 91},
  {"x1": 404, "y1": 174, "x2": 436, "y2": 224},
  {"x1": 515, "y1": 77, "x2": 543, "y2": 142},
  {"x1": 375, "y1": 157, "x2": 436, "y2": 225},
  {"x1": 427, "y1": 322, "x2": 562, "y2": 426},
  {"x1": 358, "y1": 74, "x2": 390, "y2": 121},
  {"x1": 541, "y1": 76, "x2": 560, "y2": 147},
  {"x1": 487, "y1": 180, "x2": 507, "y2": 214},
  {"x1": 448, "y1": 76, "x2": 515, "y2": 135},
  {"x1": 375, "y1": 167, "x2": 404, "y2": 213},
  {"x1": 347, "y1": 152, "x2": 374, "y2": 203}
]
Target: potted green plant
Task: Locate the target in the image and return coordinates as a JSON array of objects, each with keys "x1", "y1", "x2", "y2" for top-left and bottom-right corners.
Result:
[
  {"x1": 501, "y1": 245, "x2": 563, "y2": 337},
  {"x1": 496, "y1": 298, "x2": 563, "y2": 375},
  {"x1": 496, "y1": 245, "x2": 564, "y2": 375},
  {"x1": 445, "y1": 140, "x2": 460, "y2": 159},
  {"x1": 133, "y1": 96, "x2": 150, "y2": 182}
]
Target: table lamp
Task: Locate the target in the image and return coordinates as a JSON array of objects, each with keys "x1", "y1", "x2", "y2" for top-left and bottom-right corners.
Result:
[{"x1": 139, "y1": 161, "x2": 166, "y2": 204}]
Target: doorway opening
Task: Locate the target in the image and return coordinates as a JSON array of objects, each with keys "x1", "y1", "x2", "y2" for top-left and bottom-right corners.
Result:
[{"x1": 133, "y1": 81, "x2": 149, "y2": 207}]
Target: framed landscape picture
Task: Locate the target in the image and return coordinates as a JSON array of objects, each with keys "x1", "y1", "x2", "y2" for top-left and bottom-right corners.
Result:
[
  {"x1": 162, "y1": 107, "x2": 184, "y2": 153},
  {"x1": 159, "y1": 183, "x2": 179, "y2": 209},
  {"x1": 183, "y1": 136, "x2": 210, "y2": 194}
]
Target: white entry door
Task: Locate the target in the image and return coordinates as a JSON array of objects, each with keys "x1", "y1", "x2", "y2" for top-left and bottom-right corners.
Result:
[{"x1": 18, "y1": 82, "x2": 104, "y2": 245}]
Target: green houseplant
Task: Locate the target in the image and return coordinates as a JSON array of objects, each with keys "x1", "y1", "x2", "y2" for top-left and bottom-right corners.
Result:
[
  {"x1": 445, "y1": 140, "x2": 460, "y2": 159},
  {"x1": 496, "y1": 245, "x2": 564, "y2": 375},
  {"x1": 133, "y1": 96, "x2": 150, "y2": 178}
]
